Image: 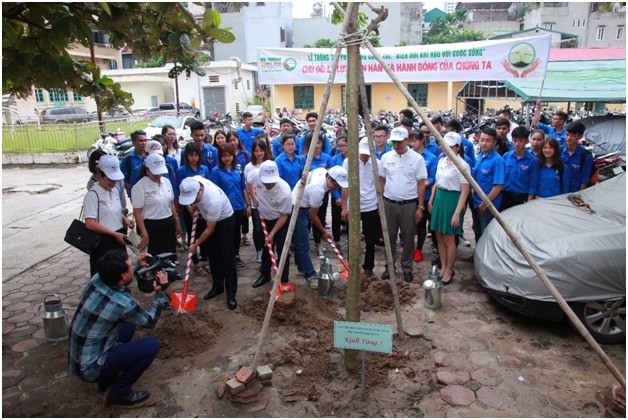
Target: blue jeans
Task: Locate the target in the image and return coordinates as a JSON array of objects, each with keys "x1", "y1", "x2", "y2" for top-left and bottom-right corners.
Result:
[
  {"x1": 471, "y1": 206, "x2": 494, "y2": 241},
  {"x1": 294, "y1": 208, "x2": 316, "y2": 278},
  {"x1": 96, "y1": 323, "x2": 159, "y2": 397}
]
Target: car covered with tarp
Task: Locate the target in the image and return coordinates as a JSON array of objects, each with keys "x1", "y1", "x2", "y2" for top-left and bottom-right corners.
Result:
[{"x1": 474, "y1": 173, "x2": 626, "y2": 344}]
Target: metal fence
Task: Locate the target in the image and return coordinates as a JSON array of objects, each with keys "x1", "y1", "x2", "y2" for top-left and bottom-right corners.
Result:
[{"x1": 2, "y1": 117, "x2": 151, "y2": 154}]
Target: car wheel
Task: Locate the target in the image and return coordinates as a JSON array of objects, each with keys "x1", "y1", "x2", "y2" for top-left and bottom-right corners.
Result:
[{"x1": 570, "y1": 300, "x2": 626, "y2": 344}]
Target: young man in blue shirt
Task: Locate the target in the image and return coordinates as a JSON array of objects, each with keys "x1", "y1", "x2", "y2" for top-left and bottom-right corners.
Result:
[
  {"x1": 296, "y1": 112, "x2": 332, "y2": 156},
  {"x1": 561, "y1": 121, "x2": 594, "y2": 192},
  {"x1": 443, "y1": 119, "x2": 475, "y2": 168},
  {"x1": 471, "y1": 127, "x2": 505, "y2": 241},
  {"x1": 501, "y1": 126, "x2": 539, "y2": 211},
  {"x1": 272, "y1": 118, "x2": 294, "y2": 158},
  {"x1": 120, "y1": 130, "x2": 148, "y2": 196},
  {"x1": 180, "y1": 121, "x2": 218, "y2": 171},
  {"x1": 237, "y1": 111, "x2": 267, "y2": 154},
  {"x1": 532, "y1": 99, "x2": 568, "y2": 148}
]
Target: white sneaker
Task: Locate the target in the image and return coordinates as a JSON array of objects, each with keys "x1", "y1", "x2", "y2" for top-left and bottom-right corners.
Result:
[
  {"x1": 305, "y1": 275, "x2": 318, "y2": 289},
  {"x1": 460, "y1": 236, "x2": 471, "y2": 247},
  {"x1": 256, "y1": 250, "x2": 263, "y2": 263},
  {"x1": 316, "y1": 246, "x2": 325, "y2": 260}
]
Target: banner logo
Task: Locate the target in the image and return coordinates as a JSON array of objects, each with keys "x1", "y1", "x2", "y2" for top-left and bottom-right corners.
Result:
[
  {"x1": 283, "y1": 58, "x2": 297, "y2": 71},
  {"x1": 502, "y1": 42, "x2": 540, "y2": 78}
]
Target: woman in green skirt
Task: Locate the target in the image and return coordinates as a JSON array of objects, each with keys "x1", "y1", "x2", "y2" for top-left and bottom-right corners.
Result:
[{"x1": 428, "y1": 132, "x2": 470, "y2": 284}]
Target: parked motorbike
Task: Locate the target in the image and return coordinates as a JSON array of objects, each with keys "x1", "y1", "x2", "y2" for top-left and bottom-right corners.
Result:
[{"x1": 87, "y1": 131, "x2": 133, "y2": 160}]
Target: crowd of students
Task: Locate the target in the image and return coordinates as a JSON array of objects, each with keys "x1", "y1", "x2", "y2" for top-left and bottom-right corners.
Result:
[{"x1": 82, "y1": 106, "x2": 595, "y2": 309}]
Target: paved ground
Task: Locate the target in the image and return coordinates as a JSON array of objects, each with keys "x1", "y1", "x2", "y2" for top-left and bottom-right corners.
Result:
[{"x1": 2, "y1": 164, "x2": 625, "y2": 417}]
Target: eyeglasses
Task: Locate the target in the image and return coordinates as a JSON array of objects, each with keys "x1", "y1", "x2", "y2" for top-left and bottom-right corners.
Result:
[{"x1": 373, "y1": 135, "x2": 387, "y2": 139}]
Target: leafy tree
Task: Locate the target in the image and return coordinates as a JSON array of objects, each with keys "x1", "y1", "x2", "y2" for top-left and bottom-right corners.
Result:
[
  {"x1": 367, "y1": 34, "x2": 382, "y2": 47},
  {"x1": 2, "y1": 2, "x2": 235, "y2": 113},
  {"x1": 423, "y1": 8, "x2": 487, "y2": 44},
  {"x1": 304, "y1": 38, "x2": 337, "y2": 48}
]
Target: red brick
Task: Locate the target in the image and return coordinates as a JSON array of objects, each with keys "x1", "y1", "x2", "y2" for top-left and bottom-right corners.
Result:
[
  {"x1": 11, "y1": 339, "x2": 42, "y2": 353},
  {"x1": 476, "y1": 386, "x2": 512, "y2": 408},
  {"x1": 236, "y1": 366, "x2": 255, "y2": 384},
  {"x1": 471, "y1": 367, "x2": 503, "y2": 386},
  {"x1": 440, "y1": 385, "x2": 476, "y2": 406},
  {"x1": 436, "y1": 370, "x2": 471, "y2": 385}
]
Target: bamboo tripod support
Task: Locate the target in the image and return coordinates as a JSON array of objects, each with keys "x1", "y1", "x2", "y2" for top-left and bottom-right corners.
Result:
[
  {"x1": 354, "y1": 17, "x2": 624, "y2": 389},
  {"x1": 250, "y1": 3, "x2": 359, "y2": 371}
]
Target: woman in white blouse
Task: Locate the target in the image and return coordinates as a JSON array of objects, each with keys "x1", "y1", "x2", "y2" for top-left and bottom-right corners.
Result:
[
  {"x1": 132, "y1": 154, "x2": 181, "y2": 257},
  {"x1": 84, "y1": 155, "x2": 134, "y2": 277},
  {"x1": 427, "y1": 132, "x2": 470, "y2": 284}
]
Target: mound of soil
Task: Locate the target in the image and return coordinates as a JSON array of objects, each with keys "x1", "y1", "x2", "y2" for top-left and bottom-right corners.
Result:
[
  {"x1": 147, "y1": 309, "x2": 223, "y2": 360},
  {"x1": 336, "y1": 277, "x2": 416, "y2": 312}
]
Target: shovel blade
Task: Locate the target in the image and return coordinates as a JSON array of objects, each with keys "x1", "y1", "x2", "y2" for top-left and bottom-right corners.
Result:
[{"x1": 171, "y1": 291, "x2": 197, "y2": 312}]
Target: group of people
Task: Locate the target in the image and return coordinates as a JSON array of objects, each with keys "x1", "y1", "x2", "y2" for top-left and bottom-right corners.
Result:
[{"x1": 71, "y1": 104, "x2": 596, "y2": 406}]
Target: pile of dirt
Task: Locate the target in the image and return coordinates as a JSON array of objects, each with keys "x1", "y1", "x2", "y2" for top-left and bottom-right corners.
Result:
[
  {"x1": 148, "y1": 309, "x2": 223, "y2": 360},
  {"x1": 336, "y1": 277, "x2": 416, "y2": 312}
]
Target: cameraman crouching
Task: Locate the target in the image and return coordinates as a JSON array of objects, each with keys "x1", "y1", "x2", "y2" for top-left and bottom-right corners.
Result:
[{"x1": 68, "y1": 249, "x2": 170, "y2": 406}]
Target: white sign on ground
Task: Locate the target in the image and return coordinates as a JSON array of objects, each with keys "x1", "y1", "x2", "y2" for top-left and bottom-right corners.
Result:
[{"x1": 258, "y1": 35, "x2": 552, "y2": 84}]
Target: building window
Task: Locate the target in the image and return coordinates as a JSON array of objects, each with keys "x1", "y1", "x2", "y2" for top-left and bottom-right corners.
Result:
[
  {"x1": 293, "y1": 86, "x2": 314, "y2": 109},
  {"x1": 246, "y1": 80, "x2": 250, "y2": 90},
  {"x1": 582, "y1": 18, "x2": 586, "y2": 28},
  {"x1": 108, "y1": 59, "x2": 118, "y2": 70},
  {"x1": 407, "y1": 84, "x2": 428, "y2": 107},
  {"x1": 280, "y1": 27, "x2": 285, "y2": 42},
  {"x1": 617, "y1": 26, "x2": 624, "y2": 40},
  {"x1": 257, "y1": 2, "x2": 265, "y2": 5},
  {"x1": 34, "y1": 88, "x2": 45, "y2": 103},
  {"x1": 597, "y1": 26, "x2": 606, "y2": 40},
  {"x1": 73, "y1": 91, "x2": 83, "y2": 102},
  {"x1": 542, "y1": 22, "x2": 554, "y2": 30},
  {"x1": 49, "y1": 89, "x2": 68, "y2": 103}
]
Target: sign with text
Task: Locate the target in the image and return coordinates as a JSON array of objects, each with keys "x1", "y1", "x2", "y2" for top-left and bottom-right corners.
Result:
[
  {"x1": 333, "y1": 321, "x2": 393, "y2": 354},
  {"x1": 257, "y1": 35, "x2": 551, "y2": 85}
]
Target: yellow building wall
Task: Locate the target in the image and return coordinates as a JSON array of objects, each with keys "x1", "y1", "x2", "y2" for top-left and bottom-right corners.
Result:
[{"x1": 271, "y1": 81, "x2": 465, "y2": 118}]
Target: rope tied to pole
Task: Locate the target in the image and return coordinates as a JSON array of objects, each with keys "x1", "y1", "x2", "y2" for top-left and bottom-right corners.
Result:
[{"x1": 334, "y1": 29, "x2": 368, "y2": 48}]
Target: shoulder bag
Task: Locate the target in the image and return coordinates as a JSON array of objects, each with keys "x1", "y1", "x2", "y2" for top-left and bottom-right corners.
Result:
[{"x1": 64, "y1": 190, "x2": 101, "y2": 254}]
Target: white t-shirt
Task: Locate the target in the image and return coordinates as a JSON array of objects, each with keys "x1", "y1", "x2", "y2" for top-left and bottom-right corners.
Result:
[
  {"x1": 507, "y1": 121, "x2": 519, "y2": 142},
  {"x1": 83, "y1": 183, "x2": 124, "y2": 232},
  {"x1": 293, "y1": 167, "x2": 329, "y2": 209},
  {"x1": 380, "y1": 148, "x2": 427, "y2": 201},
  {"x1": 131, "y1": 176, "x2": 174, "y2": 220},
  {"x1": 195, "y1": 176, "x2": 234, "y2": 222},
  {"x1": 342, "y1": 158, "x2": 381, "y2": 212},
  {"x1": 435, "y1": 156, "x2": 470, "y2": 192},
  {"x1": 248, "y1": 171, "x2": 293, "y2": 220},
  {"x1": 245, "y1": 162, "x2": 260, "y2": 209}
]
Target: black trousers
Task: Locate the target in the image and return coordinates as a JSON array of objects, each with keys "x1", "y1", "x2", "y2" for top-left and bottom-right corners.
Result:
[
  {"x1": 250, "y1": 208, "x2": 264, "y2": 252},
  {"x1": 259, "y1": 216, "x2": 290, "y2": 283},
  {"x1": 416, "y1": 207, "x2": 434, "y2": 250},
  {"x1": 360, "y1": 209, "x2": 379, "y2": 271},
  {"x1": 331, "y1": 197, "x2": 346, "y2": 243},
  {"x1": 500, "y1": 191, "x2": 528, "y2": 212},
  {"x1": 201, "y1": 215, "x2": 237, "y2": 298},
  {"x1": 144, "y1": 216, "x2": 176, "y2": 259},
  {"x1": 89, "y1": 227, "x2": 127, "y2": 278},
  {"x1": 181, "y1": 205, "x2": 207, "y2": 263},
  {"x1": 232, "y1": 209, "x2": 246, "y2": 256},
  {"x1": 312, "y1": 191, "x2": 329, "y2": 245}
]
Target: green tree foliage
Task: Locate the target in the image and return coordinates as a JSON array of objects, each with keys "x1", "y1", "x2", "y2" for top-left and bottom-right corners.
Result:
[
  {"x1": 304, "y1": 38, "x2": 337, "y2": 48},
  {"x1": 2, "y1": 2, "x2": 235, "y2": 112},
  {"x1": 423, "y1": 9, "x2": 487, "y2": 45}
]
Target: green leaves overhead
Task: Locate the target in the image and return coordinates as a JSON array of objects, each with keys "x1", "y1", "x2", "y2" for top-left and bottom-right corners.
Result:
[{"x1": 2, "y1": 2, "x2": 235, "y2": 112}]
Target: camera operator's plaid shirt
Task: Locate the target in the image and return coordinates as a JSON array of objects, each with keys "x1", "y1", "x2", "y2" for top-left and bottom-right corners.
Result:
[{"x1": 67, "y1": 272, "x2": 167, "y2": 382}]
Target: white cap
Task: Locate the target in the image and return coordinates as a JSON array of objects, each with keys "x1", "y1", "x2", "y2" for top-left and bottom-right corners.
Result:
[
  {"x1": 389, "y1": 127, "x2": 408, "y2": 141},
  {"x1": 145, "y1": 154, "x2": 168, "y2": 175},
  {"x1": 146, "y1": 140, "x2": 164, "y2": 155},
  {"x1": 259, "y1": 160, "x2": 280, "y2": 183},
  {"x1": 179, "y1": 177, "x2": 201, "y2": 205},
  {"x1": 97, "y1": 155, "x2": 124, "y2": 181},
  {"x1": 328, "y1": 166, "x2": 348, "y2": 188},
  {"x1": 358, "y1": 137, "x2": 371, "y2": 156},
  {"x1": 444, "y1": 132, "x2": 461, "y2": 147}
]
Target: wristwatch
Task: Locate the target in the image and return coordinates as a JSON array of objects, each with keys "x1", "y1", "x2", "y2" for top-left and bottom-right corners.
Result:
[{"x1": 418, "y1": 204, "x2": 425, "y2": 210}]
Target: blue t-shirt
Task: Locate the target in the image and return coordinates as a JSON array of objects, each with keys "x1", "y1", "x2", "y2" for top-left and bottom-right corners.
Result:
[
  {"x1": 421, "y1": 150, "x2": 438, "y2": 202},
  {"x1": 272, "y1": 136, "x2": 284, "y2": 158},
  {"x1": 425, "y1": 139, "x2": 440, "y2": 158},
  {"x1": 472, "y1": 149, "x2": 505, "y2": 209},
  {"x1": 237, "y1": 127, "x2": 264, "y2": 154},
  {"x1": 120, "y1": 151, "x2": 146, "y2": 186},
  {"x1": 538, "y1": 123, "x2": 567, "y2": 149},
  {"x1": 180, "y1": 143, "x2": 218, "y2": 171},
  {"x1": 310, "y1": 152, "x2": 332, "y2": 171},
  {"x1": 460, "y1": 136, "x2": 476, "y2": 168},
  {"x1": 561, "y1": 145, "x2": 593, "y2": 192},
  {"x1": 503, "y1": 150, "x2": 539, "y2": 196},
  {"x1": 174, "y1": 165, "x2": 210, "y2": 198},
  {"x1": 275, "y1": 152, "x2": 305, "y2": 190},
  {"x1": 375, "y1": 144, "x2": 391, "y2": 160},
  {"x1": 210, "y1": 166, "x2": 246, "y2": 211},
  {"x1": 328, "y1": 153, "x2": 346, "y2": 201},
  {"x1": 537, "y1": 164, "x2": 571, "y2": 198},
  {"x1": 236, "y1": 150, "x2": 250, "y2": 172}
]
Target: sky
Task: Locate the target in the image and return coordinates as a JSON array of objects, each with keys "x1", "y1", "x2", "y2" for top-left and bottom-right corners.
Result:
[{"x1": 292, "y1": 1, "x2": 447, "y2": 18}]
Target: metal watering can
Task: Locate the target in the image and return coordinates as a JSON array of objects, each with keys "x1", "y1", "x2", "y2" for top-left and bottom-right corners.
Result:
[
  {"x1": 423, "y1": 266, "x2": 443, "y2": 309},
  {"x1": 37, "y1": 294, "x2": 69, "y2": 342},
  {"x1": 318, "y1": 257, "x2": 334, "y2": 298}
]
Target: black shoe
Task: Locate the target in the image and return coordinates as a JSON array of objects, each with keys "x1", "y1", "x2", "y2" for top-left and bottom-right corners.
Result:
[
  {"x1": 107, "y1": 390, "x2": 150, "y2": 406},
  {"x1": 252, "y1": 274, "x2": 271, "y2": 288},
  {"x1": 381, "y1": 269, "x2": 390, "y2": 280},
  {"x1": 403, "y1": 271, "x2": 413, "y2": 283},
  {"x1": 227, "y1": 298, "x2": 237, "y2": 310},
  {"x1": 203, "y1": 289, "x2": 224, "y2": 300},
  {"x1": 364, "y1": 269, "x2": 374, "y2": 277}
]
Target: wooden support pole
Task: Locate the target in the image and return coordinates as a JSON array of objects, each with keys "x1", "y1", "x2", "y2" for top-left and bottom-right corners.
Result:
[{"x1": 250, "y1": 2, "x2": 358, "y2": 372}]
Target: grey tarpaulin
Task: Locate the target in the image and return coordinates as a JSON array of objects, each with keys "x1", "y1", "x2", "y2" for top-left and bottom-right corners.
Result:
[
  {"x1": 475, "y1": 173, "x2": 626, "y2": 302},
  {"x1": 580, "y1": 115, "x2": 627, "y2": 161}
]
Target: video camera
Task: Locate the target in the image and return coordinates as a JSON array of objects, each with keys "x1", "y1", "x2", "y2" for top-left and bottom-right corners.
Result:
[{"x1": 134, "y1": 253, "x2": 182, "y2": 293}]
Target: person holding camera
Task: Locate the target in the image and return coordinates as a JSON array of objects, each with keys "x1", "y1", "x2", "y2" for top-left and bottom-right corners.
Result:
[
  {"x1": 68, "y1": 249, "x2": 170, "y2": 406},
  {"x1": 178, "y1": 175, "x2": 239, "y2": 310}
]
